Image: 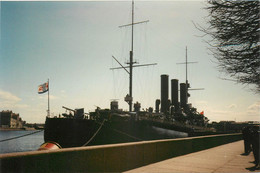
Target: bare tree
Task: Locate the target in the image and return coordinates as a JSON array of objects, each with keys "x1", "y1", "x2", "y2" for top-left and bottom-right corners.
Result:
[{"x1": 198, "y1": 0, "x2": 260, "y2": 92}]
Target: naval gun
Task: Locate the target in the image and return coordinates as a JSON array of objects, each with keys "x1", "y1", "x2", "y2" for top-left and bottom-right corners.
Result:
[{"x1": 62, "y1": 106, "x2": 85, "y2": 119}]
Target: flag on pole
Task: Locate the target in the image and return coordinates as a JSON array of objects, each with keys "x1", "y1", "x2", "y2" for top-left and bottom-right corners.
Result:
[{"x1": 38, "y1": 82, "x2": 49, "y2": 94}]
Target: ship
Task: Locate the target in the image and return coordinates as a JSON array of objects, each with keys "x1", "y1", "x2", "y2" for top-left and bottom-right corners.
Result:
[
  {"x1": 44, "y1": 1, "x2": 214, "y2": 148},
  {"x1": 44, "y1": 73, "x2": 213, "y2": 148}
]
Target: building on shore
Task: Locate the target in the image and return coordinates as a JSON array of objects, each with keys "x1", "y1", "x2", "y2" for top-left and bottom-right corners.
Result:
[
  {"x1": 0, "y1": 110, "x2": 25, "y2": 128},
  {"x1": 208, "y1": 121, "x2": 260, "y2": 133}
]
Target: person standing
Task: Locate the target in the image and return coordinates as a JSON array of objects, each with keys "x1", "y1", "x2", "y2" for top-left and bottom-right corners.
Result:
[
  {"x1": 251, "y1": 125, "x2": 260, "y2": 168},
  {"x1": 242, "y1": 126, "x2": 252, "y2": 155}
]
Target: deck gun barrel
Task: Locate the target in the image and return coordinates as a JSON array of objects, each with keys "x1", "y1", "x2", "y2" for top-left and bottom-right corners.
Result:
[{"x1": 62, "y1": 106, "x2": 76, "y2": 112}]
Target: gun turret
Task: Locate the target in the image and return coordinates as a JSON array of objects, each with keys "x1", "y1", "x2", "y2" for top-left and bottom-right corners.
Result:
[{"x1": 62, "y1": 106, "x2": 84, "y2": 119}]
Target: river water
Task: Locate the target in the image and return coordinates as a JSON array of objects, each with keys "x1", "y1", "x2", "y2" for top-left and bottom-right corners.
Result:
[
  {"x1": 0, "y1": 130, "x2": 44, "y2": 154},
  {"x1": 0, "y1": 128, "x2": 188, "y2": 154}
]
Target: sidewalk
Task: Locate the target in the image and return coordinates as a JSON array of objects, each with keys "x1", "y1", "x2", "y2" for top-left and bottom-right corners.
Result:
[{"x1": 124, "y1": 140, "x2": 258, "y2": 173}]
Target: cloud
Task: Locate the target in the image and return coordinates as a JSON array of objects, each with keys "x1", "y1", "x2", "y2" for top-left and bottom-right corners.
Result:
[
  {"x1": 247, "y1": 101, "x2": 260, "y2": 115},
  {"x1": 196, "y1": 100, "x2": 208, "y2": 105},
  {"x1": 199, "y1": 100, "x2": 260, "y2": 122},
  {"x1": 248, "y1": 101, "x2": 260, "y2": 110},
  {"x1": 60, "y1": 90, "x2": 67, "y2": 98},
  {"x1": 227, "y1": 104, "x2": 237, "y2": 109},
  {"x1": 0, "y1": 89, "x2": 21, "y2": 103},
  {"x1": 38, "y1": 95, "x2": 59, "y2": 100},
  {"x1": 210, "y1": 110, "x2": 231, "y2": 115},
  {"x1": 13, "y1": 104, "x2": 29, "y2": 109},
  {"x1": 0, "y1": 89, "x2": 29, "y2": 109}
]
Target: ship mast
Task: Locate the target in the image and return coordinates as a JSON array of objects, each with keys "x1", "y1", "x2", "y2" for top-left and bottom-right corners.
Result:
[
  {"x1": 177, "y1": 46, "x2": 204, "y2": 103},
  {"x1": 129, "y1": 0, "x2": 134, "y2": 112},
  {"x1": 111, "y1": 0, "x2": 156, "y2": 112}
]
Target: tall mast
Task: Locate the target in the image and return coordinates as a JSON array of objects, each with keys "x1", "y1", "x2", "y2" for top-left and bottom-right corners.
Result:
[
  {"x1": 131, "y1": 0, "x2": 134, "y2": 52},
  {"x1": 177, "y1": 46, "x2": 197, "y2": 87},
  {"x1": 111, "y1": 1, "x2": 156, "y2": 112},
  {"x1": 185, "y1": 46, "x2": 188, "y2": 86},
  {"x1": 129, "y1": 0, "x2": 134, "y2": 112},
  {"x1": 177, "y1": 47, "x2": 204, "y2": 103},
  {"x1": 47, "y1": 78, "x2": 50, "y2": 117}
]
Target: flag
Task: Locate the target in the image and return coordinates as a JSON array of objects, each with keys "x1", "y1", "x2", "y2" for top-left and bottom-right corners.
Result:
[{"x1": 38, "y1": 82, "x2": 49, "y2": 94}]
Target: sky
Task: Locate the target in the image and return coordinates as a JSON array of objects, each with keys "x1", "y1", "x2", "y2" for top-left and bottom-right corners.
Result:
[{"x1": 1, "y1": 1, "x2": 259, "y2": 123}]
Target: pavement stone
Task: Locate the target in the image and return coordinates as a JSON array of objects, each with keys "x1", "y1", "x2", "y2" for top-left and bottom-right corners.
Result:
[{"x1": 124, "y1": 140, "x2": 258, "y2": 173}]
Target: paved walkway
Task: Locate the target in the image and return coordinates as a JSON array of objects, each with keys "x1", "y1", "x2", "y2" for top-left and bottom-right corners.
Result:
[{"x1": 125, "y1": 140, "x2": 259, "y2": 173}]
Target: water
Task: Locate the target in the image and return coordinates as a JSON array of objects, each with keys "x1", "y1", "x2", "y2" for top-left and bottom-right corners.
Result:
[
  {"x1": 0, "y1": 128, "x2": 188, "y2": 154},
  {"x1": 0, "y1": 130, "x2": 44, "y2": 154}
]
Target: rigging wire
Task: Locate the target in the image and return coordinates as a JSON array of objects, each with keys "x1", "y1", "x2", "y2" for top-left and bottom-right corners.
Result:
[
  {"x1": 114, "y1": 2, "x2": 159, "y2": 110},
  {"x1": 134, "y1": 2, "x2": 185, "y2": 52},
  {"x1": 133, "y1": 22, "x2": 157, "y2": 109},
  {"x1": 82, "y1": 119, "x2": 105, "y2": 146},
  {"x1": 0, "y1": 130, "x2": 44, "y2": 143},
  {"x1": 82, "y1": 119, "x2": 142, "y2": 146}
]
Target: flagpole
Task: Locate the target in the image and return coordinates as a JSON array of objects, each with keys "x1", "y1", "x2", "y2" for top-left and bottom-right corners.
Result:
[{"x1": 48, "y1": 78, "x2": 50, "y2": 117}]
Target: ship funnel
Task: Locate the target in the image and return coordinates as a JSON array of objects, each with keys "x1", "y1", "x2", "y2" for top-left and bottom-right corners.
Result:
[
  {"x1": 155, "y1": 99, "x2": 160, "y2": 113},
  {"x1": 110, "y1": 101, "x2": 119, "y2": 111},
  {"x1": 180, "y1": 83, "x2": 188, "y2": 108},
  {"x1": 171, "y1": 79, "x2": 179, "y2": 111},
  {"x1": 134, "y1": 102, "x2": 141, "y2": 112},
  {"x1": 161, "y1": 74, "x2": 169, "y2": 114}
]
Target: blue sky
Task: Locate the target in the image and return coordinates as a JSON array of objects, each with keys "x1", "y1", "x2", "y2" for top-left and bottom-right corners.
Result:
[{"x1": 1, "y1": 1, "x2": 259, "y2": 123}]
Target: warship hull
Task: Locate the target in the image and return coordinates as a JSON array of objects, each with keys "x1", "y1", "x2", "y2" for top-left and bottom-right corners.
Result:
[{"x1": 44, "y1": 117, "x2": 192, "y2": 148}]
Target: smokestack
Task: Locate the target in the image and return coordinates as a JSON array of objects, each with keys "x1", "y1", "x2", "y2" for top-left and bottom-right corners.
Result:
[
  {"x1": 161, "y1": 74, "x2": 169, "y2": 114},
  {"x1": 180, "y1": 83, "x2": 187, "y2": 108},
  {"x1": 171, "y1": 79, "x2": 178, "y2": 109},
  {"x1": 155, "y1": 99, "x2": 160, "y2": 113},
  {"x1": 110, "y1": 101, "x2": 118, "y2": 111}
]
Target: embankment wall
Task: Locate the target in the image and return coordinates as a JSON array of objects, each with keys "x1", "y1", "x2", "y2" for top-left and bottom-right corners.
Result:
[{"x1": 0, "y1": 133, "x2": 242, "y2": 172}]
